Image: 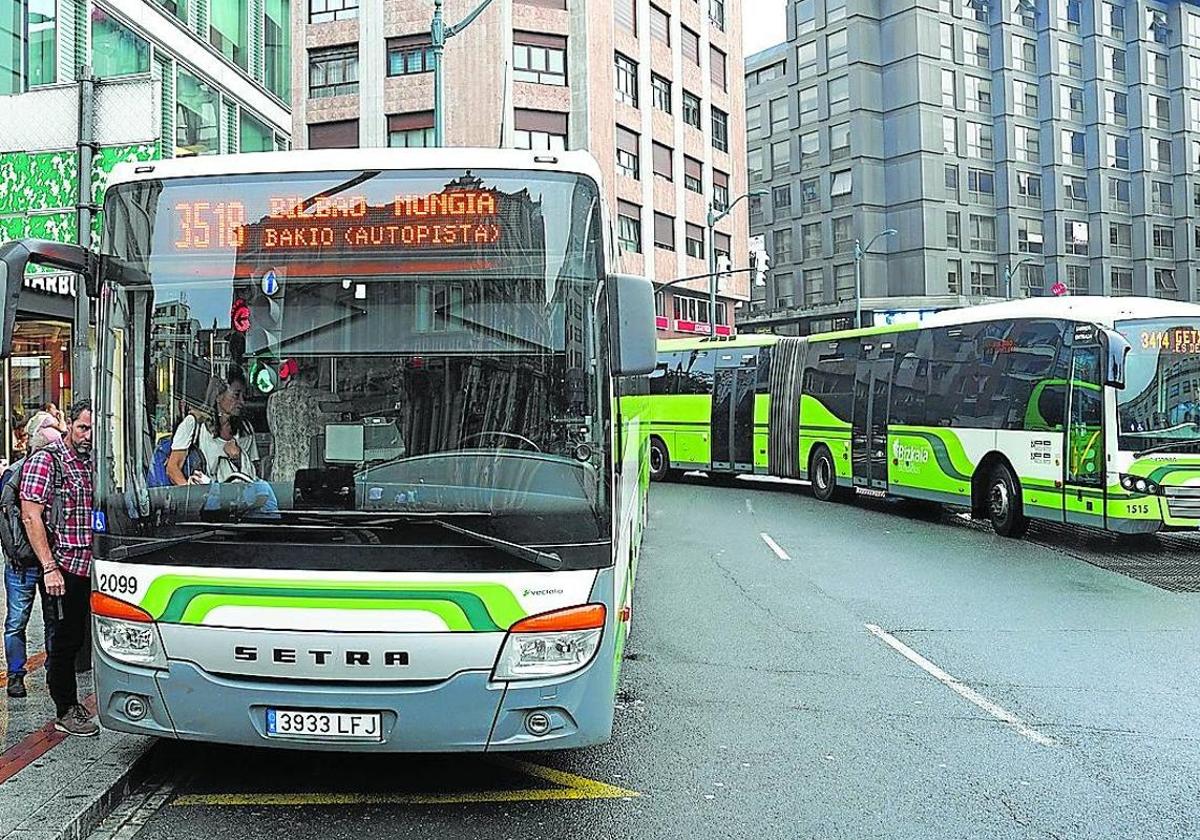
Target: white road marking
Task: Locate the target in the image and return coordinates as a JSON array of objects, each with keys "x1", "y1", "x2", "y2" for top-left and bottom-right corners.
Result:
[
  {"x1": 864, "y1": 623, "x2": 1057, "y2": 747},
  {"x1": 759, "y1": 533, "x2": 790, "y2": 561},
  {"x1": 744, "y1": 498, "x2": 755, "y2": 515}
]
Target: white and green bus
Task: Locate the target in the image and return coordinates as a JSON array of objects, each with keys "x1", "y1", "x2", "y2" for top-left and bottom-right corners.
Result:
[
  {"x1": 0, "y1": 148, "x2": 656, "y2": 751},
  {"x1": 648, "y1": 297, "x2": 1200, "y2": 538}
]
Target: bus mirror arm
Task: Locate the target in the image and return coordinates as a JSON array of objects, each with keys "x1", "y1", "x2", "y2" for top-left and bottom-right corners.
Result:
[
  {"x1": 0, "y1": 239, "x2": 95, "y2": 359},
  {"x1": 608, "y1": 274, "x2": 656, "y2": 377},
  {"x1": 1100, "y1": 328, "x2": 1131, "y2": 390}
]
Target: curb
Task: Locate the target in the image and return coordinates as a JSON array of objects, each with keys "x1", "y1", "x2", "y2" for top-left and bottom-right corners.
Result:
[{"x1": 1, "y1": 731, "x2": 156, "y2": 840}]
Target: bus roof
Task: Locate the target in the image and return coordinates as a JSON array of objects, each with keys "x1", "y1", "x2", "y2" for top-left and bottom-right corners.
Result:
[
  {"x1": 658, "y1": 334, "x2": 779, "y2": 351},
  {"x1": 809, "y1": 296, "x2": 1200, "y2": 343},
  {"x1": 106, "y1": 148, "x2": 605, "y2": 190}
]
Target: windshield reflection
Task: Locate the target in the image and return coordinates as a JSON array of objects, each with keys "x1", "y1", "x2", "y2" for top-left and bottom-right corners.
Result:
[{"x1": 1116, "y1": 318, "x2": 1200, "y2": 453}]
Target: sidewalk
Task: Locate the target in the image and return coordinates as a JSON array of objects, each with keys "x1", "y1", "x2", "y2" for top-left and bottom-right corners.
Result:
[{"x1": 0, "y1": 588, "x2": 154, "y2": 840}]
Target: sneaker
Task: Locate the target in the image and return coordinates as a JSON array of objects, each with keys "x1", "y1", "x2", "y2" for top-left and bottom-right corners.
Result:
[
  {"x1": 5, "y1": 674, "x2": 24, "y2": 698},
  {"x1": 54, "y1": 705, "x2": 99, "y2": 737}
]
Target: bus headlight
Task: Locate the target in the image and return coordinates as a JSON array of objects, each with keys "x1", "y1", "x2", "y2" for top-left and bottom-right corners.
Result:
[
  {"x1": 492, "y1": 604, "x2": 605, "y2": 681},
  {"x1": 91, "y1": 593, "x2": 166, "y2": 669},
  {"x1": 1121, "y1": 474, "x2": 1160, "y2": 495}
]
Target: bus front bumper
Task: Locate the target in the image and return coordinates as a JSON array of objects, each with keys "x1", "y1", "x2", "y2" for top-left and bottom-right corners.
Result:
[{"x1": 94, "y1": 654, "x2": 616, "y2": 752}]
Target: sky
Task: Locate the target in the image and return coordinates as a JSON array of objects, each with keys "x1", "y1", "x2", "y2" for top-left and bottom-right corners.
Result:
[{"x1": 743, "y1": 0, "x2": 788, "y2": 59}]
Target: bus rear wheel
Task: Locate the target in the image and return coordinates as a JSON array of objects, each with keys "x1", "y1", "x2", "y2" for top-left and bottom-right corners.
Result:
[
  {"x1": 649, "y1": 438, "x2": 677, "y2": 482},
  {"x1": 987, "y1": 465, "x2": 1029, "y2": 539},
  {"x1": 810, "y1": 446, "x2": 841, "y2": 503}
]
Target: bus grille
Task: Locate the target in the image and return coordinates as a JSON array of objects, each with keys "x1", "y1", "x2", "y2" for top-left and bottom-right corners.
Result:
[{"x1": 1165, "y1": 488, "x2": 1200, "y2": 519}]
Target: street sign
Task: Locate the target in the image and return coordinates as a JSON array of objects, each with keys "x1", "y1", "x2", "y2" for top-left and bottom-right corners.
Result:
[{"x1": 1051, "y1": 281, "x2": 1068, "y2": 296}]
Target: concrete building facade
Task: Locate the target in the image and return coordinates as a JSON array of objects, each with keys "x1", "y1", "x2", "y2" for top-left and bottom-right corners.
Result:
[
  {"x1": 741, "y1": 0, "x2": 1200, "y2": 336},
  {"x1": 292, "y1": 0, "x2": 749, "y2": 337}
]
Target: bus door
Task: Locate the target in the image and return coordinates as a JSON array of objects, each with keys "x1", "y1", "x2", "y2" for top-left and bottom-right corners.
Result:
[
  {"x1": 852, "y1": 356, "x2": 893, "y2": 490},
  {"x1": 711, "y1": 350, "x2": 757, "y2": 473},
  {"x1": 1063, "y1": 341, "x2": 1105, "y2": 526}
]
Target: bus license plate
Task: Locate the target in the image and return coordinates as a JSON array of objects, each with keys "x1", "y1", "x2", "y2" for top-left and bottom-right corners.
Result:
[{"x1": 266, "y1": 709, "x2": 383, "y2": 741}]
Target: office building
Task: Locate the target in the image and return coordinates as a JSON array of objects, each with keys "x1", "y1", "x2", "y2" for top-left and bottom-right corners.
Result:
[
  {"x1": 741, "y1": 0, "x2": 1200, "y2": 336},
  {"x1": 293, "y1": 0, "x2": 749, "y2": 337}
]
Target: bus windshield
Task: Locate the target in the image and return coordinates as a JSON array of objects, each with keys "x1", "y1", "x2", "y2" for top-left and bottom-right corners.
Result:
[
  {"x1": 1115, "y1": 318, "x2": 1200, "y2": 454},
  {"x1": 97, "y1": 168, "x2": 612, "y2": 569}
]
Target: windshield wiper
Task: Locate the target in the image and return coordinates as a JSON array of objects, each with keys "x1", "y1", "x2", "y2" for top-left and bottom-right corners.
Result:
[
  {"x1": 106, "y1": 526, "x2": 233, "y2": 561},
  {"x1": 429, "y1": 519, "x2": 563, "y2": 571},
  {"x1": 1134, "y1": 440, "x2": 1200, "y2": 458}
]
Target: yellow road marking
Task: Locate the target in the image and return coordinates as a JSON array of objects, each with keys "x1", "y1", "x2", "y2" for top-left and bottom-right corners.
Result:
[{"x1": 171, "y1": 757, "x2": 639, "y2": 806}]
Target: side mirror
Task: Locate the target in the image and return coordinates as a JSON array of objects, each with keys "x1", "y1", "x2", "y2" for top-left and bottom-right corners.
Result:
[
  {"x1": 608, "y1": 274, "x2": 657, "y2": 377},
  {"x1": 0, "y1": 240, "x2": 94, "y2": 358},
  {"x1": 1100, "y1": 328, "x2": 1130, "y2": 390}
]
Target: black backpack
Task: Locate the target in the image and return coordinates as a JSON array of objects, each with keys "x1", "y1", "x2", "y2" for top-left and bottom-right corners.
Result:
[{"x1": 0, "y1": 451, "x2": 65, "y2": 569}]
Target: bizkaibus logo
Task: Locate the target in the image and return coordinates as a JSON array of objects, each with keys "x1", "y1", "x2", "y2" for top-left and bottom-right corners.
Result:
[{"x1": 892, "y1": 439, "x2": 926, "y2": 472}]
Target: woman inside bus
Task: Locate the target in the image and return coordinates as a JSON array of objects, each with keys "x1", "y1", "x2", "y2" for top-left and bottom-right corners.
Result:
[{"x1": 166, "y1": 368, "x2": 262, "y2": 486}]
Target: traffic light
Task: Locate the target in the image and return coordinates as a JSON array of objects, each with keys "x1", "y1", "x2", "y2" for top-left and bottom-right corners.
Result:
[
  {"x1": 245, "y1": 269, "x2": 285, "y2": 394},
  {"x1": 756, "y1": 249, "x2": 771, "y2": 286}
]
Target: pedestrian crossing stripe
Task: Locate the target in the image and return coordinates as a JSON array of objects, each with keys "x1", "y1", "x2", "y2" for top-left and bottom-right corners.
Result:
[{"x1": 169, "y1": 758, "x2": 639, "y2": 806}]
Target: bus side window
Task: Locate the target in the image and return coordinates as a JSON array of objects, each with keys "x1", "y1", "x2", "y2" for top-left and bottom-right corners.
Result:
[
  {"x1": 683, "y1": 350, "x2": 714, "y2": 393},
  {"x1": 648, "y1": 360, "x2": 670, "y2": 395}
]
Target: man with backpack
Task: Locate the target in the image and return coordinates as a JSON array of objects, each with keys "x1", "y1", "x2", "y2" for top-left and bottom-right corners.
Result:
[{"x1": 19, "y1": 400, "x2": 98, "y2": 737}]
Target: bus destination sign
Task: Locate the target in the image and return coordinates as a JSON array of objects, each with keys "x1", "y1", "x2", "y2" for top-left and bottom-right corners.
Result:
[
  {"x1": 1138, "y1": 327, "x2": 1200, "y2": 353},
  {"x1": 173, "y1": 190, "x2": 503, "y2": 253}
]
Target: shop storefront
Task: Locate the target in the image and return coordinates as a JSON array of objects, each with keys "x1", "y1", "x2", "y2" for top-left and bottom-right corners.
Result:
[{"x1": 1, "y1": 273, "x2": 76, "y2": 464}]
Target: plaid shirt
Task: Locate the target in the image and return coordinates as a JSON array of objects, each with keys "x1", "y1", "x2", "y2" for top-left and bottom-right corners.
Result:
[{"x1": 19, "y1": 441, "x2": 93, "y2": 577}]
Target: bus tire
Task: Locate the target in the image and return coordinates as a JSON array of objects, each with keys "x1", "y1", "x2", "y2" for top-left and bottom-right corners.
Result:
[
  {"x1": 649, "y1": 438, "x2": 677, "y2": 482},
  {"x1": 987, "y1": 464, "x2": 1029, "y2": 539},
  {"x1": 810, "y1": 446, "x2": 841, "y2": 503}
]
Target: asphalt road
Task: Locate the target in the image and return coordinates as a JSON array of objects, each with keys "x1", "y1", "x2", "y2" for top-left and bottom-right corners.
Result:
[{"x1": 90, "y1": 477, "x2": 1200, "y2": 840}]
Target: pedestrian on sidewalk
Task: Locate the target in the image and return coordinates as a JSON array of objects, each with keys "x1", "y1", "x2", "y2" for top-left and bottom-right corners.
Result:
[
  {"x1": 20, "y1": 400, "x2": 98, "y2": 737},
  {"x1": 3, "y1": 426, "x2": 59, "y2": 699}
]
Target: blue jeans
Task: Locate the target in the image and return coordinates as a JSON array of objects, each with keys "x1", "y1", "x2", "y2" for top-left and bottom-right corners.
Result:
[{"x1": 4, "y1": 564, "x2": 54, "y2": 677}]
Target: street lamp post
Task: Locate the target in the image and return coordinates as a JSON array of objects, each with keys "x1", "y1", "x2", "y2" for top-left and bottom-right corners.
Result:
[
  {"x1": 431, "y1": 0, "x2": 498, "y2": 146},
  {"x1": 1004, "y1": 257, "x2": 1032, "y2": 299},
  {"x1": 853, "y1": 228, "x2": 897, "y2": 329},
  {"x1": 706, "y1": 189, "x2": 767, "y2": 337}
]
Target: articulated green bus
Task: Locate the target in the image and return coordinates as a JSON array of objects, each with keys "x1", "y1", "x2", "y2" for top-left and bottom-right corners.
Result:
[{"x1": 647, "y1": 296, "x2": 1200, "y2": 538}]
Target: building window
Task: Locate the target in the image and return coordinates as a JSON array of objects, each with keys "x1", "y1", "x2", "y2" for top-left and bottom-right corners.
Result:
[
  {"x1": 797, "y1": 0, "x2": 816, "y2": 35},
  {"x1": 1152, "y1": 95, "x2": 1171, "y2": 130},
  {"x1": 1060, "y1": 41, "x2": 1082, "y2": 79},
  {"x1": 833, "y1": 216, "x2": 853, "y2": 254},
  {"x1": 682, "y1": 26, "x2": 699, "y2": 64},
  {"x1": 1109, "y1": 222, "x2": 1132, "y2": 257},
  {"x1": 968, "y1": 168, "x2": 995, "y2": 202},
  {"x1": 1016, "y1": 171, "x2": 1041, "y2": 207},
  {"x1": 827, "y1": 30, "x2": 847, "y2": 69},
  {"x1": 775, "y1": 183, "x2": 793, "y2": 213},
  {"x1": 828, "y1": 76, "x2": 849, "y2": 115},
  {"x1": 710, "y1": 45, "x2": 727, "y2": 90},
  {"x1": 155, "y1": 0, "x2": 187, "y2": 22},
  {"x1": 831, "y1": 170, "x2": 852, "y2": 207},
  {"x1": 651, "y1": 73, "x2": 672, "y2": 113},
  {"x1": 1014, "y1": 0, "x2": 1036, "y2": 26},
  {"x1": 1063, "y1": 174, "x2": 1087, "y2": 208},
  {"x1": 262, "y1": 0, "x2": 291, "y2": 100},
  {"x1": 712, "y1": 108, "x2": 729, "y2": 153},
  {"x1": 1108, "y1": 176, "x2": 1131, "y2": 211},
  {"x1": 942, "y1": 69, "x2": 956, "y2": 108},
  {"x1": 1152, "y1": 180, "x2": 1173, "y2": 214},
  {"x1": 802, "y1": 222, "x2": 821, "y2": 258},
  {"x1": 966, "y1": 123, "x2": 993, "y2": 160},
  {"x1": 1019, "y1": 264, "x2": 1044, "y2": 296},
  {"x1": 748, "y1": 147, "x2": 764, "y2": 183},
  {"x1": 1155, "y1": 268, "x2": 1179, "y2": 298},
  {"x1": 616, "y1": 0, "x2": 637, "y2": 34},
  {"x1": 1064, "y1": 220, "x2": 1090, "y2": 255},
  {"x1": 947, "y1": 211, "x2": 961, "y2": 248},
  {"x1": 1111, "y1": 268, "x2": 1133, "y2": 296},
  {"x1": 616, "y1": 126, "x2": 640, "y2": 179},
  {"x1": 91, "y1": 8, "x2": 151, "y2": 79},
  {"x1": 308, "y1": 118, "x2": 358, "y2": 149},
  {"x1": 797, "y1": 42, "x2": 817, "y2": 78},
  {"x1": 969, "y1": 214, "x2": 996, "y2": 250},
  {"x1": 1017, "y1": 217, "x2": 1043, "y2": 253},
  {"x1": 774, "y1": 228, "x2": 793, "y2": 265},
  {"x1": 771, "y1": 139, "x2": 790, "y2": 176},
  {"x1": 1061, "y1": 85, "x2": 1083, "y2": 121},
  {"x1": 709, "y1": 0, "x2": 725, "y2": 30},
  {"x1": 653, "y1": 213, "x2": 675, "y2": 251},
  {"x1": 309, "y1": 45, "x2": 357, "y2": 98},
  {"x1": 650, "y1": 4, "x2": 670, "y2": 44},
  {"x1": 684, "y1": 157, "x2": 703, "y2": 193},
  {"x1": 965, "y1": 75, "x2": 991, "y2": 113},
  {"x1": 964, "y1": 30, "x2": 990, "y2": 69},
  {"x1": 682, "y1": 90, "x2": 701, "y2": 128},
  {"x1": 617, "y1": 201, "x2": 641, "y2": 254},
  {"x1": 1153, "y1": 224, "x2": 1175, "y2": 259},
  {"x1": 1103, "y1": 1, "x2": 1124, "y2": 38},
  {"x1": 770, "y1": 97, "x2": 789, "y2": 135},
  {"x1": 1105, "y1": 46, "x2": 1126, "y2": 81},
  {"x1": 1014, "y1": 80, "x2": 1038, "y2": 117},
  {"x1": 652, "y1": 142, "x2": 673, "y2": 181},
  {"x1": 830, "y1": 123, "x2": 850, "y2": 161},
  {"x1": 210, "y1": 0, "x2": 249, "y2": 70},
  {"x1": 1015, "y1": 125, "x2": 1039, "y2": 163},
  {"x1": 1151, "y1": 137, "x2": 1172, "y2": 172},
  {"x1": 1015, "y1": 36, "x2": 1037, "y2": 73},
  {"x1": 1065, "y1": 265, "x2": 1089, "y2": 295},
  {"x1": 1105, "y1": 136, "x2": 1128, "y2": 170},
  {"x1": 615, "y1": 52, "x2": 638, "y2": 107},
  {"x1": 948, "y1": 259, "x2": 962, "y2": 294},
  {"x1": 828, "y1": 0, "x2": 847, "y2": 22},
  {"x1": 514, "y1": 109, "x2": 567, "y2": 150},
  {"x1": 1148, "y1": 9, "x2": 1169, "y2": 44},
  {"x1": 685, "y1": 224, "x2": 705, "y2": 260},
  {"x1": 176, "y1": 69, "x2": 220, "y2": 155},
  {"x1": 798, "y1": 86, "x2": 818, "y2": 124},
  {"x1": 804, "y1": 268, "x2": 825, "y2": 305},
  {"x1": 1107, "y1": 91, "x2": 1128, "y2": 127},
  {"x1": 940, "y1": 22, "x2": 954, "y2": 61},
  {"x1": 714, "y1": 170, "x2": 730, "y2": 210},
  {"x1": 240, "y1": 111, "x2": 274, "y2": 153},
  {"x1": 1150, "y1": 52, "x2": 1168, "y2": 86},
  {"x1": 387, "y1": 112, "x2": 435, "y2": 148},
  {"x1": 834, "y1": 264, "x2": 856, "y2": 301},
  {"x1": 945, "y1": 164, "x2": 959, "y2": 197},
  {"x1": 970, "y1": 262, "x2": 998, "y2": 295},
  {"x1": 389, "y1": 36, "x2": 435, "y2": 77},
  {"x1": 750, "y1": 102, "x2": 765, "y2": 136},
  {"x1": 513, "y1": 33, "x2": 567, "y2": 85},
  {"x1": 1061, "y1": 129, "x2": 1084, "y2": 166},
  {"x1": 310, "y1": 0, "x2": 357, "y2": 23}
]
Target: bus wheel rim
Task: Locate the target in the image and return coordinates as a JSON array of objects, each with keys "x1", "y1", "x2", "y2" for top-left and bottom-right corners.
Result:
[
  {"x1": 651, "y1": 446, "x2": 663, "y2": 474},
  {"x1": 816, "y1": 457, "x2": 830, "y2": 491},
  {"x1": 990, "y1": 479, "x2": 1010, "y2": 521}
]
